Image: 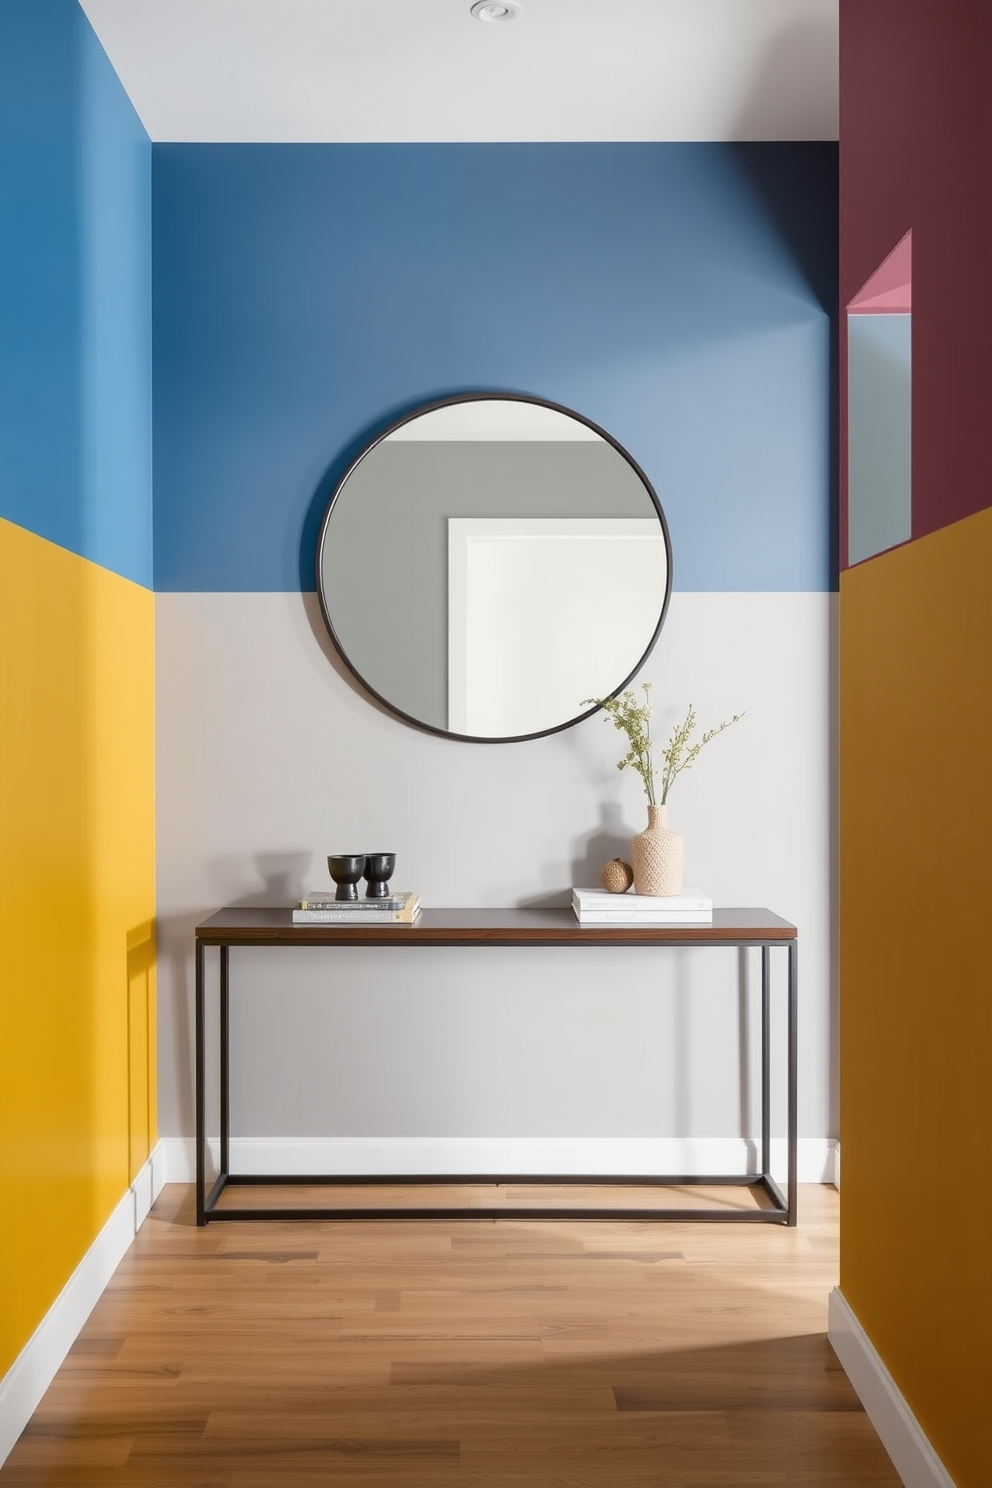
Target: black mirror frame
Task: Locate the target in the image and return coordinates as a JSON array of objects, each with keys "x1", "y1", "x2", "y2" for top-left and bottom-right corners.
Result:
[{"x1": 315, "y1": 391, "x2": 674, "y2": 744}]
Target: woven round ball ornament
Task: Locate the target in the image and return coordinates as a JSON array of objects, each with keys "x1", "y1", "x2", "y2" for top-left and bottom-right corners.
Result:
[{"x1": 600, "y1": 858, "x2": 634, "y2": 894}]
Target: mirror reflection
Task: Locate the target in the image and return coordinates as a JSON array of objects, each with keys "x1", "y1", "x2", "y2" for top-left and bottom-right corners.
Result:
[{"x1": 317, "y1": 395, "x2": 671, "y2": 741}]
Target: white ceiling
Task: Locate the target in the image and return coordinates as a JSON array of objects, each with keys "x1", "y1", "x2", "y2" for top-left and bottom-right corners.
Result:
[{"x1": 79, "y1": 0, "x2": 838, "y2": 144}]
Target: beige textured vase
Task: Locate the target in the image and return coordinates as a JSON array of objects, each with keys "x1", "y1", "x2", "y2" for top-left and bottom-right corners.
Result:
[{"x1": 631, "y1": 802, "x2": 684, "y2": 896}]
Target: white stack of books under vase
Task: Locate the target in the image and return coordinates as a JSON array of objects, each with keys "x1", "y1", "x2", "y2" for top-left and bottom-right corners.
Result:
[
  {"x1": 292, "y1": 891, "x2": 421, "y2": 925},
  {"x1": 571, "y1": 885, "x2": 712, "y2": 926}
]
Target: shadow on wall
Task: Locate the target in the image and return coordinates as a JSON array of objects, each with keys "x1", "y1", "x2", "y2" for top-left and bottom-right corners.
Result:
[
  {"x1": 731, "y1": 8, "x2": 839, "y2": 151},
  {"x1": 157, "y1": 911, "x2": 201, "y2": 1152},
  {"x1": 567, "y1": 800, "x2": 634, "y2": 896},
  {"x1": 126, "y1": 920, "x2": 156, "y2": 1184},
  {"x1": 722, "y1": 126, "x2": 839, "y2": 584},
  {"x1": 221, "y1": 852, "x2": 314, "y2": 908},
  {"x1": 725, "y1": 138, "x2": 839, "y2": 317},
  {"x1": 301, "y1": 588, "x2": 410, "y2": 732}
]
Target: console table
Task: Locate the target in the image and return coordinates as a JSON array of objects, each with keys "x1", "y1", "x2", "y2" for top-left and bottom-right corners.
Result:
[{"x1": 194, "y1": 907, "x2": 797, "y2": 1227}]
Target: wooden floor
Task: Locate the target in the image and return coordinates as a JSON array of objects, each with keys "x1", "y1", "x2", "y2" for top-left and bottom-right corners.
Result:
[{"x1": 1, "y1": 1183, "x2": 903, "y2": 1487}]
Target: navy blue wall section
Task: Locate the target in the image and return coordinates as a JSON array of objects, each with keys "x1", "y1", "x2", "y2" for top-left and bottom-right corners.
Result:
[
  {"x1": 0, "y1": 0, "x2": 152, "y2": 588},
  {"x1": 152, "y1": 142, "x2": 837, "y2": 594}
]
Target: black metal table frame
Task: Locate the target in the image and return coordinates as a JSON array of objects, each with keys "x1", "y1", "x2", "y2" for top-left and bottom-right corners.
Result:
[{"x1": 195, "y1": 915, "x2": 798, "y2": 1227}]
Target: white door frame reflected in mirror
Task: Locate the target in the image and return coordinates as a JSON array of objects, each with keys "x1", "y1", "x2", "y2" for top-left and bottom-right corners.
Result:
[{"x1": 448, "y1": 518, "x2": 667, "y2": 737}]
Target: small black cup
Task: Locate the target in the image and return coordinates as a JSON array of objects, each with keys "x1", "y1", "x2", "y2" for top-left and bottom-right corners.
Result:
[
  {"x1": 327, "y1": 854, "x2": 367, "y2": 901},
  {"x1": 363, "y1": 853, "x2": 396, "y2": 898}
]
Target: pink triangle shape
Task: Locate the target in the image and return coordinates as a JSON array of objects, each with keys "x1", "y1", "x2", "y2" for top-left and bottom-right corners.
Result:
[{"x1": 849, "y1": 231, "x2": 912, "y2": 314}]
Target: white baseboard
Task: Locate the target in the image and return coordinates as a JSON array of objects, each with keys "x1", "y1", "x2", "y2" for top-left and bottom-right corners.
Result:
[
  {"x1": 160, "y1": 1134, "x2": 839, "y2": 1185},
  {"x1": 828, "y1": 1289, "x2": 956, "y2": 1488},
  {"x1": 0, "y1": 1143, "x2": 167, "y2": 1469}
]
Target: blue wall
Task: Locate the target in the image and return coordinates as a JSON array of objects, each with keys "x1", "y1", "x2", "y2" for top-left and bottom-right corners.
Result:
[
  {"x1": 0, "y1": 0, "x2": 152, "y2": 588},
  {"x1": 0, "y1": 11, "x2": 835, "y2": 600},
  {"x1": 152, "y1": 142, "x2": 837, "y2": 594}
]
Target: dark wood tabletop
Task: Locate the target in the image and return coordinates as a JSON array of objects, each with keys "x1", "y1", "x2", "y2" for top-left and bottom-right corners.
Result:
[{"x1": 195, "y1": 906, "x2": 797, "y2": 947}]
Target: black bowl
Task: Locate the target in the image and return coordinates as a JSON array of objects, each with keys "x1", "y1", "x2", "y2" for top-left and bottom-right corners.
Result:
[
  {"x1": 327, "y1": 854, "x2": 367, "y2": 901},
  {"x1": 363, "y1": 853, "x2": 396, "y2": 898}
]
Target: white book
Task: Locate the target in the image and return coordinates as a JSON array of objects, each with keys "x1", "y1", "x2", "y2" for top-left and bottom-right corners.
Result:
[
  {"x1": 572, "y1": 885, "x2": 713, "y2": 915},
  {"x1": 574, "y1": 909, "x2": 713, "y2": 926}
]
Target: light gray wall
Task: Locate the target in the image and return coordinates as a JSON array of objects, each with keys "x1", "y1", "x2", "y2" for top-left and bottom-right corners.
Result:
[
  {"x1": 320, "y1": 441, "x2": 656, "y2": 727},
  {"x1": 155, "y1": 588, "x2": 835, "y2": 1176}
]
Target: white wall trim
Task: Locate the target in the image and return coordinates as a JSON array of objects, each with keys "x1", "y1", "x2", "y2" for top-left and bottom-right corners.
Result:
[
  {"x1": 828, "y1": 1288, "x2": 957, "y2": 1488},
  {"x1": 160, "y1": 1135, "x2": 838, "y2": 1185},
  {"x1": 0, "y1": 1143, "x2": 167, "y2": 1469}
]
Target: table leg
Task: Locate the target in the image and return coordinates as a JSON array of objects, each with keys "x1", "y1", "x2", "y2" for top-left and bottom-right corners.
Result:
[
  {"x1": 195, "y1": 938, "x2": 206, "y2": 1227},
  {"x1": 761, "y1": 945, "x2": 771, "y2": 1180},
  {"x1": 220, "y1": 946, "x2": 230, "y2": 1179},
  {"x1": 787, "y1": 938, "x2": 799, "y2": 1226}
]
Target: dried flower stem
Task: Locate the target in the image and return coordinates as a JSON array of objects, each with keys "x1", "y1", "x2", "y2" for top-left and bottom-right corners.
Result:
[
  {"x1": 657, "y1": 703, "x2": 744, "y2": 803},
  {"x1": 585, "y1": 684, "x2": 742, "y2": 806}
]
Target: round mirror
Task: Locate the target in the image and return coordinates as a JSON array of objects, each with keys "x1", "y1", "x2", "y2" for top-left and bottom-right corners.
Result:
[{"x1": 316, "y1": 394, "x2": 672, "y2": 742}]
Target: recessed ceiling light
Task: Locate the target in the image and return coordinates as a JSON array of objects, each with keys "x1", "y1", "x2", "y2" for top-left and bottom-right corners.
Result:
[{"x1": 470, "y1": 1, "x2": 522, "y2": 22}]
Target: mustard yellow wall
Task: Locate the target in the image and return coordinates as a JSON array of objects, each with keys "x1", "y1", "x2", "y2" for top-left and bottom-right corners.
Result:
[
  {"x1": 840, "y1": 504, "x2": 992, "y2": 1488},
  {"x1": 0, "y1": 516, "x2": 155, "y2": 1379}
]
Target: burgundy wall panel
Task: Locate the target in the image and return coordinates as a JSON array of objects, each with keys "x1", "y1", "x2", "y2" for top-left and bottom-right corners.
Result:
[{"x1": 840, "y1": 0, "x2": 992, "y2": 561}]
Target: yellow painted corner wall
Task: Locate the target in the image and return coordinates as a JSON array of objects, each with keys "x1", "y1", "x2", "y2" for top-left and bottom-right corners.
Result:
[
  {"x1": 0, "y1": 517, "x2": 156, "y2": 1379},
  {"x1": 840, "y1": 504, "x2": 992, "y2": 1488}
]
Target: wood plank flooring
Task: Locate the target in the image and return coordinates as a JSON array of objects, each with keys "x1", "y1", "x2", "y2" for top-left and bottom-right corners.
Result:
[{"x1": 1, "y1": 1184, "x2": 903, "y2": 1486}]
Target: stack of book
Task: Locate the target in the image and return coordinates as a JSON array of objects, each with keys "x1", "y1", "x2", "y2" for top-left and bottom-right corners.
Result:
[
  {"x1": 572, "y1": 885, "x2": 713, "y2": 926},
  {"x1": 293, "y1": 891, "x2": 421, "y2": 925}
]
